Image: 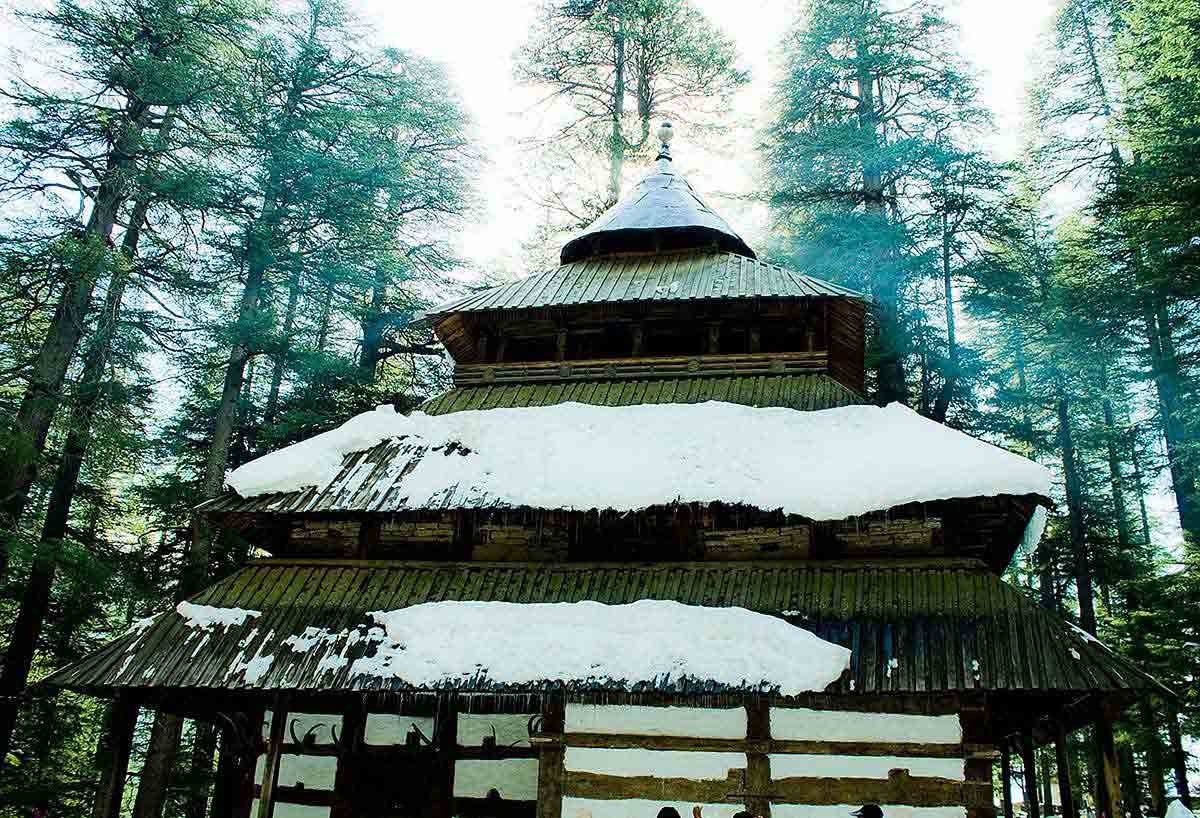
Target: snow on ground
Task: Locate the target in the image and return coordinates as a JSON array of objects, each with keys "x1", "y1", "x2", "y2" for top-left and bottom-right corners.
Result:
[
  {"x1": 176, "y1": 601, "x2": 261, "y2": 631},
  {"x1": 225, "y1": 401, "x2": 1052, "y2": 523},
  {"x1": 350, "y1": 599, "x2": 850, "y2": 695},
  {"x1": 563, "y1": 797, "x2": 744, "y2": 818},
  {"x1": 772, "y1": 807, "x2": 966, "y2": 818}
]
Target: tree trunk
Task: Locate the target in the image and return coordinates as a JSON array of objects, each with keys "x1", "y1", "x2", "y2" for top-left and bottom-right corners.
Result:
[
  {"x1": 1057, "y1": 383, "x2": 1097, "y2": 634},
  {"x1": 1144, "y1": 304, "x2": 1200, "y2": 547},
  {"x1": 132, "y1": 712, "x2": 185, "y2": 818},
  {"x1": 855, "y1": 43, "x2": 907, "y2": 406},
  {"x1": 1099, "y1": 365, "x2": 1132, "y2": 549},
  {"x1": 262, "y1": 256, "x2": 302, "y2": 427},
  {"x1": 607, "y1": 15, "x2": 626, "y2": 207},
  {"x1": 931, "y1": 206, "x2": 958, "y2": 423},
  {"x1": 0, "y1": 96, "x2": 149, "y2": 555},
  {"x1": 1143, "y1": 703, "x2": 1168, "y2": 817},
  {"x1": 1166, "y1": 705, "x2": 1192, "y2": 807},
  {"x1": 359, "y1": 272, "x2": 387, "y2": 381},
  {"x1": 0, "y1": 166, "x2": 160, "y2": 763},
  {"x1": 185, "y1": 722, "x2": 220, "y2": 818}
]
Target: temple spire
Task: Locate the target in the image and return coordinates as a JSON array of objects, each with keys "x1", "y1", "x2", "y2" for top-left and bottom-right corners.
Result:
[{"x1": 655, "y1": 121, "x2": 674, "y2": 170}]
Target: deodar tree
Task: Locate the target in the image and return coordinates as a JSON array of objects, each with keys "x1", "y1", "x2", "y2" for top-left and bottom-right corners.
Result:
[
  {"x1": 516, "y1": 0, "x2": 747, "y2": 223},
  {"x1": 763, "y1": 0, "x2": 992, "y2": 409}
]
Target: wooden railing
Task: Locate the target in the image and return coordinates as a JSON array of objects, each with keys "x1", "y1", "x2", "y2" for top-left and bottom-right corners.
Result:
[{"x1": 454, "y1": 351, "x2": 828, "y2": 387}]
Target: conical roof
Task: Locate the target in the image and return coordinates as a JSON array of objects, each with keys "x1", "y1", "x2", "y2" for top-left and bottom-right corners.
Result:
[{"x1": 560, "y1": 123, "x2": 756, "y2": 264}]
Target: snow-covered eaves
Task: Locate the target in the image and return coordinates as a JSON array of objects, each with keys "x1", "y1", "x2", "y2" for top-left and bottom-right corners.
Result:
[
  {"x1": 41, "y1": 559, "x2": 1167, "y2": 700},
  {"x1": 211, "y1": 401, "x2": 1052, "y2": 519}
]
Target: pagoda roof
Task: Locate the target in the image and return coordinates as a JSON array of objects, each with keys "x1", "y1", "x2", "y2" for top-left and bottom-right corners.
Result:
[
  {"x1": 41, "y1": 558, "x2": 1166, "y2": 707},
  {"x1": 560, "y1": 168, "x2": 755, "y2": 264},
  {"x1": 423, "y1": 250, "x2": 862, "y2": 321}
]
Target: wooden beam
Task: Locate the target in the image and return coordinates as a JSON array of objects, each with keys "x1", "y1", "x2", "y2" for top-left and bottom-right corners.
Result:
[
  {"x1": 1020, "y1": 728, "x2": 1042, "y2": 818},
  {"x1": 561, "y1": 731, "x2": 969, "y2": 757},
  {"x1": 745, "y1": 698, "x2": 772, "y2": 818},
  {"x1": 1055, "y1": 721, "x2": 1077, "y2": 818},
  {"x1": 1001, "y1": 742, "x2": 1014, "y2": 818},
  {"x1": 257, "y1": 700, "x2": 289, "y2": 818},
  {"x1": 536, "y1": 694, "x2": 565, "y2": 818},
  {"x1": 564, "y1": 770, "x2": 991, "y2": 808},
  {"x1": 1095, "y1": 703, "x2": 1125, "y2": 818},
  {"x1": 95, "y1": 696, "x2": 138, "y2": 818}
]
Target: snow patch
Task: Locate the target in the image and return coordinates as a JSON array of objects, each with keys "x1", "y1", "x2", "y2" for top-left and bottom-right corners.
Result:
[
  {"x1": 1167, "y1": 801, "x2": 1196, "y2": 818},
  {"x1": 565, "y1": 747, "x2": 744, "y2": 780},
  {"x1": 225, "y1": 402, "x2": 1053, "y2": 521},
  {"x1": 770, "y1": 708, "x2": 962, "y2": 743},
  {"x1": 566, "y1": 705, "x2": 746, "y2": 738},
  {"x1": 177, "y1": 601, "x2": 261, "y2": 631},
  {"x1": 352, "y1": 600, "x2": 850, "y2": 695}
]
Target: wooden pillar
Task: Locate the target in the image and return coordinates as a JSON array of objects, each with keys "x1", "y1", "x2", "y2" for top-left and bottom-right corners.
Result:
[
  {"x1": 536, "y1": 694, "x2": 566, "y2": 818},
  {"x1": 95, "y1": 696, "x2": 139, "y2": 818},
  {"x1": 748, "y1": 325, "x2": 761, "y2": 353},
  {"x1": 1095, "y1": 703, "x2": 1125, "y2": 818},
  {"x1": 256, "y1": 700, "x2": 289, "y2": 818},
  {"x1": 631, "y1": 323, "x2": 644, "y2": 357},
  {"x1": 330, "y1": 700, "x2": 366, "y2": 818},
  {"x1": 555, "y1": 329, "x2": 567, "y2": 362},
  {"x1": 1002, "y1": 741, "x2": 1015, "y2": 818},
  {"x1": 1167, "y1": 703, "x2": 1193, "y2": 808},
  {"x1": 429, "y1": 694, "x2": 458, "y2": 818},
  {"x1": 211, "y1": 711, "x2": 263, "y2": 818},
  {"x1": 1021, "y1": 728, "x2": 1042, "y2": 818},
  {"x1": 1055, "y1": 721, "x2": 1078, "y2": 818},
  {"x1": 745, "y1": 698, "x2": 773, "y2": 818}
]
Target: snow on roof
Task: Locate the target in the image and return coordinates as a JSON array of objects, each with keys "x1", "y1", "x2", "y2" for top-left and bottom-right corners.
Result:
[
  {"x1": 349, "y1": 600, "x2": 850, "y2": 695},
  {"x1": 224, "y1": 400, "x2": 1052, "y2": 521}
]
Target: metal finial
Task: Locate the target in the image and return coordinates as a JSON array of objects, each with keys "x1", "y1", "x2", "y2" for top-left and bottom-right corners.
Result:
[{"x1": 655, "y1": 121, "x2": 674, "y2": 166}]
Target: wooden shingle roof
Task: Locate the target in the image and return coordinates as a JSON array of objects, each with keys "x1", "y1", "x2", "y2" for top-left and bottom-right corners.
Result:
[
  {"x1": 422, "y1": 251, "x2": 862, "y2": 321},
  {"x1": 42, "y1": 559, "x2": 1164, "y2": 701}
]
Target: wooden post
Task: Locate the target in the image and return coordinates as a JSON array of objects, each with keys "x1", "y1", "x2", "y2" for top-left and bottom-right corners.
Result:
[
  {"x1": 631, "y1": 323, "x2": 644, "y2": 357},
  {"x1": 257, "y1": 700, "x2": 289, "y2": 818},
  {"x1": 1021, "y1": 728, "x2": 1042, "y2": 818},
  {"x1": 1095, "y1": 703, "x2": 1125, "y2": 818},
  {"x1": 1002, "y1": 741, "x2": 1015, "y2": 818},
  {"x1": 1055, "y1": 721, "x2": 1078, "y2": 818},
  {"x1": 536, "y1": 694, "x2": 566, "y2": 818},
  {"x1": 745, "y1": 698, "x2": 772, "y2": 818},
  {"x1": 1167, "y1": 703, "x2": 1193, "y2": 808},
  {"x1": 556, "y1": 329, "x2": 567, "y2": 362},
  {"x1": 429, "y1": 694, "x2": 458, "y2": 818},
  {"x1": 330, "y1": 700, "x2": 365, "y2": 818},
  {"x1": 95, "y1": 696, "x2": 138, "y2": 818}
]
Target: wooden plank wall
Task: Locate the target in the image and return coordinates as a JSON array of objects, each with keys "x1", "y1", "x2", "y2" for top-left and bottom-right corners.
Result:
[{"x1": 551, "y1": 702, "x2": 992, "y2": 818}]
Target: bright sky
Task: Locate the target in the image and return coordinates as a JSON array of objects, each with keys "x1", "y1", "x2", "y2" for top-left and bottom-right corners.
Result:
[{"x1": 349, "y1": 0, "x2": 1062, "y2": 277}]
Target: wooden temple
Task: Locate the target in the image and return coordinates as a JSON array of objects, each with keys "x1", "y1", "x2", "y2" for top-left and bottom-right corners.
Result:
[{"x1": 43, "y1": 124, "x2": 1182, "y2": 818}]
